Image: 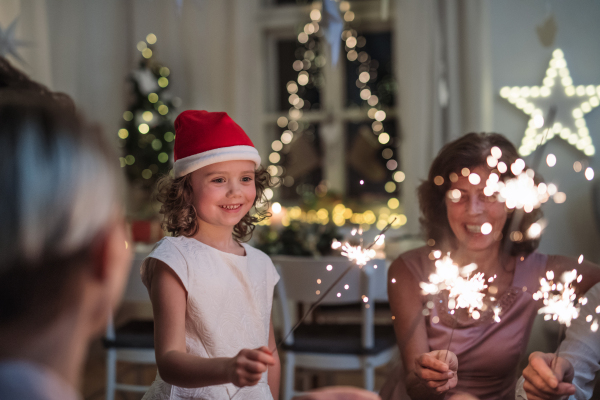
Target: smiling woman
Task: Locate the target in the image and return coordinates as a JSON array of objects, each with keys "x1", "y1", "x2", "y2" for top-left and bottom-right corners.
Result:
[
  {"x1": 380, "y1": 133, "x2": 600, "y2": 400},
  {"x1": 419, "y1": 133, "x2": 542, "y2": 257},
  {"x1": 445, "y1": 165, "x2": 508, "y2": 253}
]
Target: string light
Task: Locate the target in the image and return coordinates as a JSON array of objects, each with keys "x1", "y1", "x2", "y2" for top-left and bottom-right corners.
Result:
[
  {"x1": 268, "y1": 2, "x2": 399, "y2": 200},
  {"x1": 120, "y1": 33, "x2": 177, "y2": 185}
]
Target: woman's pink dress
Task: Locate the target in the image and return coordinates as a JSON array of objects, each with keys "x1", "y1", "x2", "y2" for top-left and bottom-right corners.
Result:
[{"x1": 380, "y1": 246, "x2": 547, "y2": 400}]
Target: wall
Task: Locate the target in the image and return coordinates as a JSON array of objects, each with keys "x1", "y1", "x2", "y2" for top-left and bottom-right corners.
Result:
[{"x1": 489, "y1": 0, "x2": 600, "y2": 262}]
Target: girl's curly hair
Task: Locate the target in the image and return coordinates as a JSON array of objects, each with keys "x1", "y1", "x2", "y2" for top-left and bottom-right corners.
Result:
[
  {"x1": 156, "y1": 166, "x2": 273, "y2": 241},
  {"x1": 418, "y1": 132, "x2": 543, "y2": 257}
]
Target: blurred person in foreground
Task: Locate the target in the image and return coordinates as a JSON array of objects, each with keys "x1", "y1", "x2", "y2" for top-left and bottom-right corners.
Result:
[
  {"x1": 516, "y1": 281, "x2": 600, "y2": 400},
  {"x1": 380, "y1": 133, "x2": 600, "y2": 400},
  {"x1": 0, "y1": 69, "x2": 132, "y2": 398}
]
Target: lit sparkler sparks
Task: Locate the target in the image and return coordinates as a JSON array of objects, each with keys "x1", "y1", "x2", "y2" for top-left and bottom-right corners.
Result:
[
  {"x1": 585, "y1": 309, "x2": 600, "y2": 332},
  {"x1": 339, "y1": 242, "x2": 376, "y2": 266},
  {"x1": 483, "y1": 150, "x2": 565, "y2": 212},
  {"x1": 483, "y1": 168, "x2": 549, "y2": 212},
  {"x1": 276, "y1": 219, "x2": 395, "y2": 352},
  {"x1": 492, "y1": 305, "x2": 502, "y2": 323},
  {"x1": 533, "y1": 269, "x2": 586, "y2": 327},
  {"x1": 332, "y1": 228, "x2": 377, "y2": 267},
  {"x1": 578, "y1": 255, "x2": 600, "y2": 333},
  {"x1": 448, "y1": 272, "x2": 488, "y2": 315},
  {"x1": 422, "y1": 253, "x2": 500, "y2": 361},
  {"x1": 420, "y1": 253, "x2": 495, "y2": 320},
  {"x1": 332, "y1": 224, "x2": 390, "y2": 267}
]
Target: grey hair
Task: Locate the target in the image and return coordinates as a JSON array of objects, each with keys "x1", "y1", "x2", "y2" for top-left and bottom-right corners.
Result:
[
  {"x1": 0, "y1": 100, "x2": 122, "y2": 274},
  {"x1": 15, "y1": 123, "x2": 118, "y2": 264}
]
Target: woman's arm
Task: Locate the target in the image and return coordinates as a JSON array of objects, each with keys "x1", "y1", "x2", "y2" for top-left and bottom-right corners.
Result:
[
  {"x1": 546, "y1": 255, "x2": 600, "y2": 295},
  {"x1": 150, "y1": 261, "x2": 274, "y2": 388},
  {"x1": 388, "y1": 257, "x2": 457, "y2": 400},
  {"x1": 267, "y1": 319, "x2": 280, "y2": 399}
]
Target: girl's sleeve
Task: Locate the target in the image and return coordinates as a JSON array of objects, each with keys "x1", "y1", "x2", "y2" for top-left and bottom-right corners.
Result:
[{"x1": 140, "y1": 238, "x2": 189, "y2": 293}]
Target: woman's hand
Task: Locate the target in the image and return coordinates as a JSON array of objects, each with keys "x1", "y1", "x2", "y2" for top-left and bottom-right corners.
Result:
[
  {"x1": 227, "y1": 346, "x2": 275, "y2": 387},
  {"x1": 411, "y1": 350, "x2": 458, "y2": 395},
  {"x1": 522, "y1": 352, "x2": 575, "y2": 400}
]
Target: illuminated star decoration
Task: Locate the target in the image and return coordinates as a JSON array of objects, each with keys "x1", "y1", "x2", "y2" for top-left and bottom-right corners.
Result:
[
  {"x1": 0, "y1": 17, "x2": 28, "y2": 64},
  {"x1": 500, "y1": 49, "x2": 597, "y2": 157}
]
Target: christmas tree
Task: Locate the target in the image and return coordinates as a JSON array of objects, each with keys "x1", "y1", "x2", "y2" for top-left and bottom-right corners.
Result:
[{"x1": 118, "y1": 33, "x2": 180, "y2": 198}]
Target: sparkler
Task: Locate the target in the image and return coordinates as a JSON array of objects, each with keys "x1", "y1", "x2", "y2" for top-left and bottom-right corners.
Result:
[
  {"x1": 420, "y1": 253, "x2": 491, "y2": 319},
  {"x1": 420, "y1": 252, "x2": 500, "y2": 361},
  {"x1": 584, "y1": 306, "x2": 600, "y2": 333},
  {"x1": 332, "y1": 227, "x2": 377, "y2": 267},
  {"x1": 277, "y1": 219, "x2": 395, "y2": 348},
  {"x1": 479, "y1": 108, "x2": 560, "y2": 248},
  {"x1": 533, "y1": 270, "x2": 585, "y2": 327},
  {"x1": 230, "y1": 220, "x2": 396, "y2": 399},
  {"x1": 576, "y1": 255, "x2": 600, "y2": 333},
  {"x1": 486, "y1": 169, "x2": 549, "y2": 212},
  {"x1": 533, "y1": 269, "x2": 586, "y2": 366}
]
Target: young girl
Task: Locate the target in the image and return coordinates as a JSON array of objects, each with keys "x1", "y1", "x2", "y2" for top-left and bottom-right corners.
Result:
[{"x1": 141, "y1": 110, "x2": 280, "y2": 400}]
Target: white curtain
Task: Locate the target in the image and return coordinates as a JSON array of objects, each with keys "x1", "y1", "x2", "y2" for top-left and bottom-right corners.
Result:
[
  {"x1": 0, "y1": 0, "x2": 262, "y2": 149},
  {"x1": 394, "y1": 0, "x2": 493, "y2": 234}
]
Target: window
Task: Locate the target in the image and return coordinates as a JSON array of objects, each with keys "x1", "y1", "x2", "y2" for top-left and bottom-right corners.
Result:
[{"x1": 259, "y1": 0, "x2": 399, "y2": 216}]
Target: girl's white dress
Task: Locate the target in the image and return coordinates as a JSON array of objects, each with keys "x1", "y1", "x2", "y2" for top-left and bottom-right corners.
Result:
[{"x1": 140, "y1": 236, "x2": 279, "y2": 400}]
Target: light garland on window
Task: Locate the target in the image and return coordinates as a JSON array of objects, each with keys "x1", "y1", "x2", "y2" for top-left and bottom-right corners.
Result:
[
  {"x1": 268, "y1": 1, "x2": 402, "y2": 205},
  {"x1": 500, "y1": 48, "x2": 597, "y2": 157}
]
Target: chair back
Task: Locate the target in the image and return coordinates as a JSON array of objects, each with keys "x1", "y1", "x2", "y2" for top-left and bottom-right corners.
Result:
[{"x1": 272, "y1": 255, "x2": 386, "y2": 349}]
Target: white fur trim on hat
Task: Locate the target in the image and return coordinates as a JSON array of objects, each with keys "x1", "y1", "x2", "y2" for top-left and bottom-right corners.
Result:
[{"x1": 173, "y1": 145, "x2": 262, "y2": 178}]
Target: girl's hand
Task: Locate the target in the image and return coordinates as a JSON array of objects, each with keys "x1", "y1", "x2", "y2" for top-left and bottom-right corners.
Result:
[
  {"x1": 413, "y1": 350, "x2": 458, "y2": 394},
  {"x1": 227, "y1": 346, "x2": 275, "y2": 387}
]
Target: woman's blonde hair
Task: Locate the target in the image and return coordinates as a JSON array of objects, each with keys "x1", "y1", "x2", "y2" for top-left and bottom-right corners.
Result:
[{"x1": 157, "y1": 166, "x2": 273, "y2": 241}]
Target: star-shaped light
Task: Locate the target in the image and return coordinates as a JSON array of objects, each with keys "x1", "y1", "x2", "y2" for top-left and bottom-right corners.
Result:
[
  {"x1": 0, "y1": 17, "x2": 28, "y2": 64},
  {"x1": 500, "y1": 49, "x2": 597, "y2": 157}
]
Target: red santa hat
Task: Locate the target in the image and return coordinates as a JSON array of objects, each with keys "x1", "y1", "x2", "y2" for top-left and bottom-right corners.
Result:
[{"x1": 173, "y1": 110, "x2": 262, "y2": 178}]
